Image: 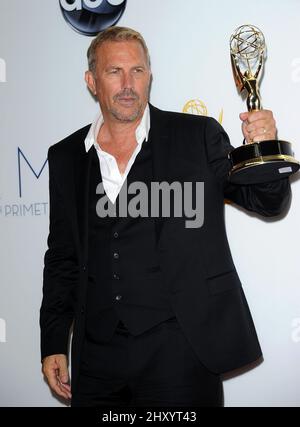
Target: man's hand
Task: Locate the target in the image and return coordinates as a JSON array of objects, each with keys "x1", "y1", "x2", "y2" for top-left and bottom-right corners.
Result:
[
  {"x1": 240, "y1": 110, "x2": 277, "y2": 144},
  {"x1": 42, "y1": 354, "x2": 72, "y2": 401}
]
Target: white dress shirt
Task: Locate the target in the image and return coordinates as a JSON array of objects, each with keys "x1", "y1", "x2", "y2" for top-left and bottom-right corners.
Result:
[{"x1": 84, "y1": 104, "x2": 150, "y2": 204}]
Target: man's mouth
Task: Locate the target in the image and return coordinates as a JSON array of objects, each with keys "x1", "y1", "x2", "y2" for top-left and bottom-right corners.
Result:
[{"x1": 117, "y1": 97, "x2": 137, "y2": 106}]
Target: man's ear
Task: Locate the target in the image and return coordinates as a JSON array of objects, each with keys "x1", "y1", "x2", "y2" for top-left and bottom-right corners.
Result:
[{"x1": 85, "y1": 71, "x2": 97, "y2": 96}]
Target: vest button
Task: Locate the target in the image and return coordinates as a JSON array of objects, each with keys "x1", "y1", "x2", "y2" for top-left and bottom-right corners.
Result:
[
  {"x1": 113, "y1": 252, "x2": 119, "y2": 260},
  {"x1": 113, "y1": 232, "x2": 119, "y2": 239},
  {"x1": 115, "y1": 295, "x2": 122, "y2": 302},
  {"x1": 113, "y1": 274, "x2": 120, "y2": 280}
]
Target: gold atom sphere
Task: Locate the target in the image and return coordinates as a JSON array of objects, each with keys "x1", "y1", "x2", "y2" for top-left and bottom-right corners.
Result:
[
  {"x1": 183, "y1": 99, "x2": 208, "y2": 116},
  {"x1": 230, "y1": 24, "x2": 265, "y2": 60}
]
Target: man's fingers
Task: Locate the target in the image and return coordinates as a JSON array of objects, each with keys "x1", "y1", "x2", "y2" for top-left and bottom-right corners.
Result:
[
  {"x1": 241, "y1": 122, "x2": 251, "y2": 142},
  {"x1": 57, "y1": 380, "x2": 72, "y2": 399},
  {"x1": 55, "y1": 383, "x2": 71, "y2": 400},
  {"x1": 239, "y1": 112, "x2": 249, "y2": 121},
  {"x1": 58, "y1": 366, "x2": 69, "y2": 385},
  {"x1": 60, "y1": 383, "x2": 71, "y2": 391},
  {"x1": 246, "y1": 120, "x2": 273, "y2": 141},
  {"x1": 57, "y1": 359, "x2": 71, "y2": 397},
  {"x1": 42, "y1": 355, "x2": 71, "y2": 400},
  {"x1": 246, "y1": 109, "x2": 273, "y2": 123},
  {"x1": 246, "y1": 119, "x2": 268, "y2": 133},
  {"x1": 240, "y1": 109, "x2": 277, "y2": 142},
  {"x1": 60, "y1": 382, "x2": 72, "y2": 398},
  {"x1": 47, "y1": 372, "x2": 71, "y2": 400},
  {"x1": 49, "y1": 375, "x2": 71, "y2": 400}
]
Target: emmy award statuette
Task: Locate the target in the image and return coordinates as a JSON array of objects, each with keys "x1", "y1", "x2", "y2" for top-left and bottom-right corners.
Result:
[{"x1": 229, "y1": 24, "x2": 299, "y2": 184}]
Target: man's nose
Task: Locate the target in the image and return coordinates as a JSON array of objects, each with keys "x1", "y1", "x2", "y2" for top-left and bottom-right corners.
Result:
[{"x1": 121, "y1": 72, "x2": 134, "y2": 89}]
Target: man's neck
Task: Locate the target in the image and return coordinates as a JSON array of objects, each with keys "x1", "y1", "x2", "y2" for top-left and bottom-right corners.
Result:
[
  {"x1": 100, "y1": 117, "x2": 141, "y2": 146},
  {"x1": 98, "y1": 106, "x2": 147, "y2": 151}
]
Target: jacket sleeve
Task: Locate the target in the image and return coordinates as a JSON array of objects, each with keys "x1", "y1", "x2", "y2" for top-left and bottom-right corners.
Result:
[
  {"x1": 204, "y1": 117, "x2": 291, "y2": 216},
  {"x1": 40, "y1": 146, "x2": 79, "y2": 360}
]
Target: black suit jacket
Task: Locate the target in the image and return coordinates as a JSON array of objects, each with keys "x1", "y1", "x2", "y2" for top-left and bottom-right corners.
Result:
[{"x1": 40, "y1": 104, "x2": 291, "y2": 391}]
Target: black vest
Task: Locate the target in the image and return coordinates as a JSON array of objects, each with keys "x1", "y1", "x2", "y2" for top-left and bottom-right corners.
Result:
[{"x1": 85, "y1": 137, "x2": 174, "y2": 343}]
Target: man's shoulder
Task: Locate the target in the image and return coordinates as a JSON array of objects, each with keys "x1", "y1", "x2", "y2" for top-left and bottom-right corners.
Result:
[
  {"x1": 150, "y1": 104, "x2": 217, "y2": 130},
  {"x1": 48, "y1": 124, "x2": 91, "y2": 158}
]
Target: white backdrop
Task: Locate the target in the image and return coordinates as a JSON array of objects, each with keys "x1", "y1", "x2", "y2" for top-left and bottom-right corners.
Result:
[{"x1": 0, "y1": 0, "x2": 300, "y2": 407}]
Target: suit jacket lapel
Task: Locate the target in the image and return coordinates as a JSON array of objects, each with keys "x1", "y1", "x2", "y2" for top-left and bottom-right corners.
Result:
[
  {"x1": 149, "y1": 104, "x2": 172, "y2": 246},
  {"x1": 74, "y1": 104, "x2": 173, "y2": 258},
  {"x1": 74, "y1": 141, "x2": 94, "y2": 263}
]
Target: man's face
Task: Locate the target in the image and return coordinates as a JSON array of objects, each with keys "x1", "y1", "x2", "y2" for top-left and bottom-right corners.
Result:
[{"x1": 86, "y1": 40, "x2": 151, "y2": 123}]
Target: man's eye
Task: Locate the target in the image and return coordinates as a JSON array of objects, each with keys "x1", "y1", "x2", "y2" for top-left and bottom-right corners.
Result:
[
  {"x1": 134, "y1": 68, "x2": 144, "y2": 73},
  {"x1": 109, "y1": 69, "x2": 119, "y2": 74}
]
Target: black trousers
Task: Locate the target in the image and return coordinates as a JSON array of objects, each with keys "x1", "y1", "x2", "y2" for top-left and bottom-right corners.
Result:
[{"x1": 71, "y1": 317, "x2": 223, "y2": 407}]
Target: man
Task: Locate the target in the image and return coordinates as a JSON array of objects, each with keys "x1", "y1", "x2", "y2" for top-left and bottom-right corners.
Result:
[{"x1": 40, "y1": 27, "x2": 291, "y2": 407}]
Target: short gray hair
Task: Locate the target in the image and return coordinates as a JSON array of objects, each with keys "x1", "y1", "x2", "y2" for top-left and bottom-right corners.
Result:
[{"x1": 87, "y1": 26, "x2": 151, "y2": 74}]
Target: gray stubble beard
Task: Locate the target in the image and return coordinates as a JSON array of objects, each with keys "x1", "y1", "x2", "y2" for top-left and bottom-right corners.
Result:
[{"x1": 109, "y1": 103, "x2": 144, "y2": 123}]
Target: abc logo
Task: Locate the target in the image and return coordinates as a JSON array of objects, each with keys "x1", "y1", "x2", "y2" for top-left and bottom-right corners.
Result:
[{"x1": 59, "y1": 0, "x2": 127, "y2": 36}]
